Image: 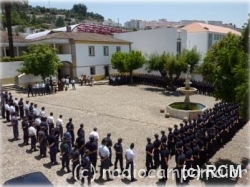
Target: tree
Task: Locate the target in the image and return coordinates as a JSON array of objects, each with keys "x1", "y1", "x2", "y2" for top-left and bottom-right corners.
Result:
[
  {"x1": 55, "y1": 17, "x2": 65, "y2": 27},
  {"x1": 111, "y1": 51, "x2": 145, "y2": 83},
  {"x1": 18, "y1": 44, "x2": 62, "y2": 82},
  {"x1": 72, "y1": 3, "x2": 87, "y2": 20},
  {"x1": 146, "y1": 48, "x2": 200, "y2": 90},
  {"x1": 201, "y1": 32, "x2": 249, "y2": 120}
]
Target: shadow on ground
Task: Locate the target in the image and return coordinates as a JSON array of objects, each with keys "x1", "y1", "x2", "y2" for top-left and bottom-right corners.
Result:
[
  {"x1": 199, "y1": 157, "x2": 249, "y2": 186},
  {"x1": 142, "y1": 87, "x2": 183, "y2": 97}
]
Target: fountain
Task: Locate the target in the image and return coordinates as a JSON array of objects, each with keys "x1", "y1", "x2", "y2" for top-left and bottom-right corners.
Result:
[{"x1": 166, "y1": 65, "x2": 207, "y2": 120}]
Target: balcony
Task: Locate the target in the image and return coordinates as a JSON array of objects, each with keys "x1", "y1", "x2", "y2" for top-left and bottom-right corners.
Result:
[{"x1": 57, "y1": 54, "x2": 72, "y2": 63}]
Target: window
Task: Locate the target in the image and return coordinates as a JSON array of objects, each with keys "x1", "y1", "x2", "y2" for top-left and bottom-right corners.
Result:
[
  {"x1": 90, "y1": 67, "x2": 96, "y2": 75},
  {"x1": 116, "y1": 46, "x2": 121, "y2": 52},
  {"x1": 208, "y1": 33, "x2": 213, "y2": 48},
  {"x1": 103, "y1": 46, "x2": 109, "y2": 56},
  {"x1": 177, "y1": 41, "x2": 181, "y2": 55},
  {"x1": 88, "y1": 46, "x2": 95, "y2": 56}
]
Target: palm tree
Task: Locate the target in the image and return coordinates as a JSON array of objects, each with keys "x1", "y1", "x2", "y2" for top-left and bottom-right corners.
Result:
[
  {"x1": 1, "y1": 0, "x2": 28, "y2": 58},
  {"x1": 2, "y1": 1, "x2": 14, "y2": 57}
]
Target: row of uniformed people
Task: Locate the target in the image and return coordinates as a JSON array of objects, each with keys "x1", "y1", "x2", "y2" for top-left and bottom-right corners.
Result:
[
  {"x1": 27, "y1": 82, "x2": 53, "y2": 97},
  {"x1": 109, "y1": 74, "x2": 214, "y2": 95},
  {"x1": 143, "y1": 102, "x2": 242, "y2": 185},
  {"x1": 1, "y1": 91, "x2": 243, "y2": 185}
]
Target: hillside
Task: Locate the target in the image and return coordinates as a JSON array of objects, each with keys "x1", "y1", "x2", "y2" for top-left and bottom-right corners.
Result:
[{"x1": 0, "y1": 2, "x2": 104, "y2": 32}]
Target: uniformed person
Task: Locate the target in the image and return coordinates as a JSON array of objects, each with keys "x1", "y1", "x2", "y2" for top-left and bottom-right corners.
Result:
[
  {"x1": 81, "y1": 149, "x2": 92, "y2": 187},
  {"x1": 113, "y1": 138, "x2": 124, "y2": 173},
  {"x1": 175, "y1": 148, "x2": 186, "y2": 186},
  {"x1": 27, "y1": 83, "x2": 33, "y2": 97},
  {"x1": 153, "y1": 134, "x2": 161, "y2": 169},
  {"x1": 75, "y1": 131, "x2": 85, "y2": 157},
  {"x1": 18, "y1": 98, "x2": 24, "y2": 119},
  {"x1": 85, "y1": 136, "x2": 98, "y2": 174},
  {"x1": 159, "y1": 143, "x2": 170, "y2": 183},
  {"x1": 105, "y1": 133, "x2": 113, "y2": 166},
  {"x1": 160, "y1": 130, "x2": 167, "y2": 144},
  {"x1": 77, "y1": 124, "x2": 85, "y2": 138},
  {"x1": 11, "y1": 112, "x2": 19, "y2": 140},
  {"x1": 24, "y1": 101, "x2": 29, "y2": 117},
  {"x1": 28, "y1": 122, "x2": 38, "y2": 152},
  {"x1": 98, "y1": 138, "x2": 113, "y2": 181},
  {"x1": 70, "y1": 146, "x2": 80, "y2": 180},
  {"x1": 38, "y1": 127, "x2": 47, "y2": 157},
  {"x1": 145, "y1": 137, "x2": 154, "y2": 176},
  {"x1": 47, "y1": 128, "x2": 59, "y2": 165},
  {"x1": 66, "y1": 118, "x2": 75, "y2": 146},
  {"x1": 60, "y1": 137, "x2": 71, "y2": 172},
  {"x1": 21, "y1": 117, "x2": 29, "y2": 145}
]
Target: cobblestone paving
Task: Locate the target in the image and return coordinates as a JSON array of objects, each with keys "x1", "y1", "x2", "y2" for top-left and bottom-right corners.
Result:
[{"x1": 0, "y1": 84, "x2": 248, "y2": 186}]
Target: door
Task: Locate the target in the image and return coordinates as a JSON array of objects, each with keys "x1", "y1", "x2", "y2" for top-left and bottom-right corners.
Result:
[{"x1": 104, "y1": 65, "x2": 109, "y2": 76}]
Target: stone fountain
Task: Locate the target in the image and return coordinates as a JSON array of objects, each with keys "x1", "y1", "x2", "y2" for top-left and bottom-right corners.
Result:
[{"x1": 166, "y1": 65, "x2": 207, "y2": 120}]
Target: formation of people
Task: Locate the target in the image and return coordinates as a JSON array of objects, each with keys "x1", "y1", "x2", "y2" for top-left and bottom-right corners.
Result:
[
  {"x1": 78, "y1": 75, "x2": 94, "y2": 86},
  {"x1": 109, "y1": 74, "x2": 214, "y2": 96},
  {"x1": 1, "y1": 90, "x2": 245, "y2": 186},
  {"x1": 27, "y1": 78, "x2": 55, "y2": 97}
]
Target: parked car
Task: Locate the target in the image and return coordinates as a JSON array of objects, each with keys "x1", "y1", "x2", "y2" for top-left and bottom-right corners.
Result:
[{"x1": 3, "y1": 172, "x2": 53, "y2": 186}]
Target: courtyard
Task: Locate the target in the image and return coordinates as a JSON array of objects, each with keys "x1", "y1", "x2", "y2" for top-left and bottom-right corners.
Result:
[{"x1": 0, "y1": 84, "x2": 249, "y2": 186}]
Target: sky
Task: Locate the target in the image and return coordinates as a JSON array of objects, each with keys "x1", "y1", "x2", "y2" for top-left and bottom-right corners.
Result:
[{"x1": 28, "y1": 0, "x2": 249, "y2": 28}]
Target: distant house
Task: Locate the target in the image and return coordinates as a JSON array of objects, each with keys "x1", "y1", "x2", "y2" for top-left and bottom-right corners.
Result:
[
  {"x1": 0, "y1": 31, "x2": 28, "y2": 57},
  {"x1": 28, "y1": 30, "x2": 131, "y2": 79},
  {"x1": 181, "y1": 22, "x2": 241, "y2": 63}
]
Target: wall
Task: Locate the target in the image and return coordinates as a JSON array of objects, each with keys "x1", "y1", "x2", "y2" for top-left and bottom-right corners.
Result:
[
  {"x1": 0, "y1": 61, "x2": 57, "y2": 86},
  {"x1": 113, "y1": 28, "x2": 181, "y2": 56},
  {"x1": 186, "y1": 32, "x2": 208, "y2": 63},
  {"x1": 75, "y1": 43, "x2": 130, "y2": 77}
]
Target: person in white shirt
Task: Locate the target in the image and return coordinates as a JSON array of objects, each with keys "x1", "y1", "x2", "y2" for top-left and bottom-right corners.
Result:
[
  {"x1": 56, "y1": 115, "x2": 63, "y2": 140},
  {"x1": 65, "y1": 78, "x2": 69, "y2": 88},
  {"x1": 39, "y1": 83, "x2": 44, "y2": 96},
  {"x1": 28, "y1": 123, "x2": 38, "y2": 151},
  {"x1": 9, "y1": 103, "x2": 16, "y2": 116},
  {"x1": 71, "y1": 79, "x2": 76, "y2": 90},
  {"x1": 14, "y1": 98, "x2": 19, "y2": 116},
  {"x1": 41, "y1": 82, "x2": 46, "y2": 95},
  {"x1": 89, "y1": 127, "x2": 99, "y2": 144},
  {"x1": 34, "y1": 82, "x2": 39, "y2": 96},
  {"x1": 5, "y1": 102, "x2": 10, "y2": 122},
  {"x1": 47, "y1": 112, "x2": 54, "y2": 134},
  {"x1": 33, "y1": 104, "x2": 39, "y2": 118},
  {"x1": 24, "y1": 101, "x2": 29, "y2": 117},
  {"x1": 125, "y1": 143, "x2": 137, "y2": 182},
  {"x1": 98, "y1": 138, "x2": 113, "y2": 181},
  {"x1": 40, "y1": 107, "x2": 46, "y2": 118}
]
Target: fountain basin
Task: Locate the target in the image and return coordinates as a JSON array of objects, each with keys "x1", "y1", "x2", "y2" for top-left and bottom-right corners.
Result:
[
  {"x1": 178, "y1": 87, "x2": 197, "y2": 95},
  {"x1": 166, "y1": 102, "x2": 207, "y2": 120}
]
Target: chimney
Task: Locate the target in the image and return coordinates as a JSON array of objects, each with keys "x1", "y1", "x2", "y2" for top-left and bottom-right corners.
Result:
[{"x1": 66, "y1": 22, "x2": 71, "y2": 32}]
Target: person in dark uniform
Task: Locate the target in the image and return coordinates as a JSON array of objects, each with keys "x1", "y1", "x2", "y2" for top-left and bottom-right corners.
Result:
[
  {"x1": 40, "y1": 117, "x2": 48, "y2": 136},
  {"x1": 70, "y1": 146, "x2": 80, "y2": 180},
  {"x1": 168, "y1": 128, "x2": 175, "y2": 156},
  {"x1": 105, "y1": 133, "x2": 113, "y2": 166},
  {"x1": 75, "y1": 131, "x2": 85, "y2": 157},
  {"x1": 85, "y1": 136, "x2": 98, "y2": 174},
  {"x1": 38, "y1": 127, "x2": 47, "y2": 157},
  {"x1": 60, "y1": 137, "x2": 71, "y2": 172},
  {"x1": 184, "y1": 144, "x2": 193, "y2": 183},
  {"x1": 11, "y1": 112, "x2": 19, "y2": 140},
  {"x1": 1, "y1": 92, "x2": 6, "y2": 119},
  {"x1": 159, "y1": 143, "x2": 170, "y2": 183},
  {"x1": 18, "y1": 98, "x2": 24, "y2": 119},
  {"x1": 145, "y1": 137, "x2": 154, "y2": 176},
  {"x1": 14, "y1": 98, "x2": 19, "y2": 116},
  {"x1": 153, "y1": 134, "x2": 161, "y2": 169},
  {"x1": 54, "y1": 127, "x2": 60, "y2": 152},
  {"x1": 21, "y1": 117, "x2": 29, "y2": 145},
  {"x1": 66, "y1": 118, "x2": 75, "y2": 146},
  {"x1": 175, "y1": 148, "x2": 186, "y2": 186},
  {"x1": 77, "y1": 124, "x2": 85, "y2": 138},
  {"x1": 113, "y1": 138, "x2": 124, "y2": 173},
  {"x1": 27, "y1": 83, "x2": 33, "y2": 97},
  {"x1": 81, "y1": 149, "x2": 92, "y2": 187},
  {"x1": 47, "y1": 128, "x2": 59, "y2": 165},
  {"x1": 160, "y1": 130, "x2": 167, "y2": 143}
]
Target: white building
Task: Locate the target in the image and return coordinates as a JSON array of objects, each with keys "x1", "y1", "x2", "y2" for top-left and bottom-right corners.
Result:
[
  {"x1": 124, "y1": 19, "x2": 143, "y2": 30},
  {"x1": 28, "y1": 31, "x2": 131, "y2": 79},
  {"x1": 113, "y1": 28, "x2": 187, "y2": 74},
  {"x1": 181, "y1": 22, "x2": 241, "y2": 63},
  {"x1": 103, "y1": 19, "x2": 122, "y2": 27}
]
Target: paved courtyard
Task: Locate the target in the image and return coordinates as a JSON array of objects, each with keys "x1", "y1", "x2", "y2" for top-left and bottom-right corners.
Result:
[{"x1": 0, "y1": 84, "x2": 249, "y2": 186}]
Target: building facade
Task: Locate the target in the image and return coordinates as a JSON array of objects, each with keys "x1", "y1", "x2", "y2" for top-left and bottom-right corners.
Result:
[{"x1": 181, "y1": 22, "x2": 241, "y2": 63}]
